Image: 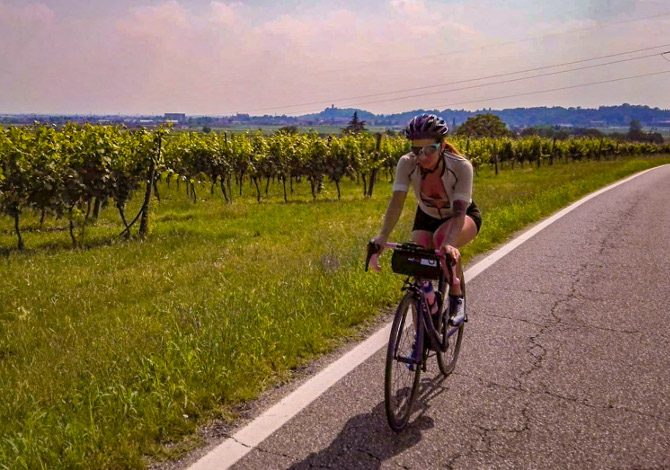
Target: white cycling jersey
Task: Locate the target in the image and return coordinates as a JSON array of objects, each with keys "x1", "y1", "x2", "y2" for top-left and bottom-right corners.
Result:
[{"x1": 392, "y1": 151, "x2": 473, "y2": 219}]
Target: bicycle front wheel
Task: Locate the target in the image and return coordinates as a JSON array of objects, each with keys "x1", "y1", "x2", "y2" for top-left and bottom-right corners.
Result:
[
  {"x1": 437, "y1": 276, "x2": 465, "y2": 376},
  {"x1": 385, "y1": 292, "x2": 421, "y2": 432}
]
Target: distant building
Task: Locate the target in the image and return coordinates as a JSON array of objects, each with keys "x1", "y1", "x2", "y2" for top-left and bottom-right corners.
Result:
[{"x1": 164, "y1": 113, "x2": 186, "y2": 123}]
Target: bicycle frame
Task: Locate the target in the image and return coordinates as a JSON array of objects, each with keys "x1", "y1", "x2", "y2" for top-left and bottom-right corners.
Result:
[
  {"x1": 404, "y1": 277, "x2": 461, "y2": 370},
  {"x1": 367, "y1": 241, "x2": 462, "y2": 368}
]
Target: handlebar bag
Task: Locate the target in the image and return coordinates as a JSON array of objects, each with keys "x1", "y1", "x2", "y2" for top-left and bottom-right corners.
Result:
[{"x1": 391, "y1": 247, "x2": 441, "y2": 279}]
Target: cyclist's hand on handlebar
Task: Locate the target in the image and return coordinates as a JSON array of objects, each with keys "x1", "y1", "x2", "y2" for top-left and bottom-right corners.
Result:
[
  {"x1": 440, "y1": 244, "x2": 461, "y2": 265},
  {"x1": 371, "y1": 235, "x2": 387, "y2": 249},
  {"x1": 367, "y1": 235, "x2": 386, "y2": 272}
]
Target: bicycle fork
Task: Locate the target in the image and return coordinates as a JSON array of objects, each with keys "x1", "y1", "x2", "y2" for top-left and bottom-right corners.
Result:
[{"x1": 392, "y1": 286, "x2": 426, "y2": 371}]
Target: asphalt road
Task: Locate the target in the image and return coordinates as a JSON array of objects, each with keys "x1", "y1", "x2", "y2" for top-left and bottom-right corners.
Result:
[{"x1": 231, "y1": 165, "x2": 670, "y2": 469}]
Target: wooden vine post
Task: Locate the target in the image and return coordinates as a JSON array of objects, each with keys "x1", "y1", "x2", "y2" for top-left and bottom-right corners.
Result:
[{"x1": 139, "y1": 131, "x2": 162, "y2": 239}]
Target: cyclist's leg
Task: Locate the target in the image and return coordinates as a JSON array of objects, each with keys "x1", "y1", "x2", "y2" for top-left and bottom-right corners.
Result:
[
  {"x1": 412, "y1": 229, "x2": 433, "y2": 248},
  {"x1": 411, "y1": 206, "x2": 438, "y2": 249},
  {"x1": 433, "y1": 215, "x2": 478, "y2": 296}
]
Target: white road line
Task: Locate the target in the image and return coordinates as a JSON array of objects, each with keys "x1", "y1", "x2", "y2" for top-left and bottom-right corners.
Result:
[{"x1": 189, "y1": 164, "x2": 666, "y2": 470}]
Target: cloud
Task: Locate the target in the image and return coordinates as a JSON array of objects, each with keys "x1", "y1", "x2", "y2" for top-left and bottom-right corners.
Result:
[
  {"x1": 2, "y1": 0, "x2": 493, "y2": 113},
  {"x1": 584, "y1": 0, "x2": 638, "y2": 20},
  {"x1": 0, "y1": 1, "x2": 56, "y2": 57},
  {"x1": 0, "y1": 1, "x2": 55, "y2": 24},
  {"x1": 209, "y1": 1, "x2": 239, "y2": 27},
  {"x1": 116, "y1": 1, "x2": 193, "y2": 46},
  {"x1": 0, "y1": 0, "x2": 668, "y2": 114},
  {"x1": 390, "y1": 0, "x2": 428, "y2": 16}
]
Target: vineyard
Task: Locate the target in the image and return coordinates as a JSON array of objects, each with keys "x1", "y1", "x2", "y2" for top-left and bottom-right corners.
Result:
[{"x1": 1, "y1": 123, "x2": 669, "y2": 250}]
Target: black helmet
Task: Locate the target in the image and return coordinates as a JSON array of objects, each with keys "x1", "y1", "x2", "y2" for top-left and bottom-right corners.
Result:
[{"x1": 404, "y1": 113, "x2": 449, "y2": 140}]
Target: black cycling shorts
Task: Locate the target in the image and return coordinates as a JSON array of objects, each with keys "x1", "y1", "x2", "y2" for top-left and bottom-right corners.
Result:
[{"x1": 412, "y1": 201, "x2": 482, "y2": 234}]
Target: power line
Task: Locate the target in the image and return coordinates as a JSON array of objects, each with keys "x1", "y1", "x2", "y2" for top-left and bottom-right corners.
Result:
[
  {"x1": 306, "y1": 11, "x2": 670, "y2": 76},
  {"x1": 246, "y1": 44, "x2": 670, "y2": 113},
  {"x1": 433, "y1": 69, "x2": 670, "y2": 109},
  {"x1": 347, "y1": 51, "x2": 669, "y2": 108}
]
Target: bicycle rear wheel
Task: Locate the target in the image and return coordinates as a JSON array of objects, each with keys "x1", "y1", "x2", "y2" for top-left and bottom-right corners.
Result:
[
  {"x1": 385, "y1": 292, "x2": 421, "y2": 432},
  {"x1": 437, "y1": 276, "x2": 465, "y2": 376}
]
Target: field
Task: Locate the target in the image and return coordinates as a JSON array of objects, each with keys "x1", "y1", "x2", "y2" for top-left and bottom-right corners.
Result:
[
  {"x1": 183, "y1": 124, "x2": 670, "y2": 138},
  {"x1": 182, "y1": 124, "x2": 396, "y2": 135},
  {"x1": 1, "y1": 156, "x2": 669, "y2": 468},
  {"x1": 595, "y1": 126, "x2": 670, "y2": 137}
]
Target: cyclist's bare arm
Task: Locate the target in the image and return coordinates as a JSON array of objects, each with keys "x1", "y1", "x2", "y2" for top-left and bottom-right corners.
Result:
[
  {"x1": 375, "y1": 191, "x2": 407, "y2": 244},
  {"x1": 433, "y1": 200, "x2": 468, "y2": 265},
  {"x1": 369, "y1": 191, "x2": 407, "y2": 271},
  {"x1": 441, "y1": 201, "x2": 467, "y2": 246}
]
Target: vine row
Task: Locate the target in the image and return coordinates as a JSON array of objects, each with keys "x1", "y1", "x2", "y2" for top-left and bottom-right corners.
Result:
[{"x1": 1, "y1": 124, "x2": 668, "y2": 249}]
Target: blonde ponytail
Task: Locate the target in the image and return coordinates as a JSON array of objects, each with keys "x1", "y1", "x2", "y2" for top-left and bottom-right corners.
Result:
[{"x1": 442, "y1": 140, "x2": 465, "y2": 157}]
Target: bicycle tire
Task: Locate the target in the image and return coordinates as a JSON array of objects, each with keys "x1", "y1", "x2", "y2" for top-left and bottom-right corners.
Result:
[
  {"x1": 437, "y1": 276, "x2": 465, "y2": 376},
  {"x1": 385, "y1": 292, "x2": 422, "y2": 432}
]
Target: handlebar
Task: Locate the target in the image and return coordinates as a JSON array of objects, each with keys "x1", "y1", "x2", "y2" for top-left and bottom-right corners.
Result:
[
  {"x1": 365, "y1": 241, "x2": 420, "y2": 272},
  {"x1": 365, "y1": 240, "x2": 458, "y2": 275}
]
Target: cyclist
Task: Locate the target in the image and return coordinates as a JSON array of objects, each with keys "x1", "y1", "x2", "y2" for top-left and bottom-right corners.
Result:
[{"x1": 370, "y1": 113, "x2": 482, "y2": 325}]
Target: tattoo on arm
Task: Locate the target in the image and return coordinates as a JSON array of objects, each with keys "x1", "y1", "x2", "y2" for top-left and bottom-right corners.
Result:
[{"x1": 452, "y1": 200, "x2": 467, "y2": 217}]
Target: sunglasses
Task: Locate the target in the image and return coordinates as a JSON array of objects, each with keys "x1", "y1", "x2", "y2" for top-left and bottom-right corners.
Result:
[{"x1": 411, "y1": 143, "x2": 441, "y2": 157}]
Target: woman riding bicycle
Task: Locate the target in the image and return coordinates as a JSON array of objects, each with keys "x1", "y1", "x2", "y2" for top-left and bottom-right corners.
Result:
[{"x1": 371, "y1": 113, "x2": 482, "y2": 325}]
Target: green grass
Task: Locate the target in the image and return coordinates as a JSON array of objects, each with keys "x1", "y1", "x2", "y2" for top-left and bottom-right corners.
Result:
[{"x1": 1, "y1": 156, "x2": 669, "y2": 469}]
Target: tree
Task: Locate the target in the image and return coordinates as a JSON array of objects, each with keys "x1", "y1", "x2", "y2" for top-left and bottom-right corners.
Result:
[
  {"x1": 627, "y1": 119, "x2": 665, "y2": 143},
  {"x1": 277, "y1": 125, "x2": 299, "y2": 135},
  {"x1": 648, "y1": 132, "x2": 665, "y2": 144},
  {"x1": 455, "y1": 114, "x2": 511, "y2": 138},
  {"x1": 628, "y1": 119, "x2": 643, "y2": 134},
  {"x1": 343, "y1": 112, "x2": 367, "y2": 134},
  {"x1": 627, "y1": 119, "x2": 646, "y2": 142}
]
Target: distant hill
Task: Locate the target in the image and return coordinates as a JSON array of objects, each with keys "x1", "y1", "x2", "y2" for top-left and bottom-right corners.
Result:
[
  {"x1": 298, "y1": 104, "x2": 670, "y2": 130},
  {"x1": 301, "y1": 106, "x2": 376, "y2": 121},
  {"x1": 3, "y1": 104, "x2": 669, "y2": 131}
]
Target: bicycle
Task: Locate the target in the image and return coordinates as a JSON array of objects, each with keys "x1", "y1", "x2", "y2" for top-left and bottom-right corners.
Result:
[{"x1": 365, "y1": 241, "x2": 466, "y2": 432}]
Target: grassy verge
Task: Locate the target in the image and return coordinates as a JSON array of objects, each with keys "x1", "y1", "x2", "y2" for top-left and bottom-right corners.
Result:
[{"x1": 1, "y1": 156, "x2": 668, "y2": 468}]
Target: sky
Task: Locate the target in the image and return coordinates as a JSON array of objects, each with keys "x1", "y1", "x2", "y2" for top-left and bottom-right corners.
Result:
[{"x1": 1, "y1": 0, "x2": 669, "y2": 115}]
